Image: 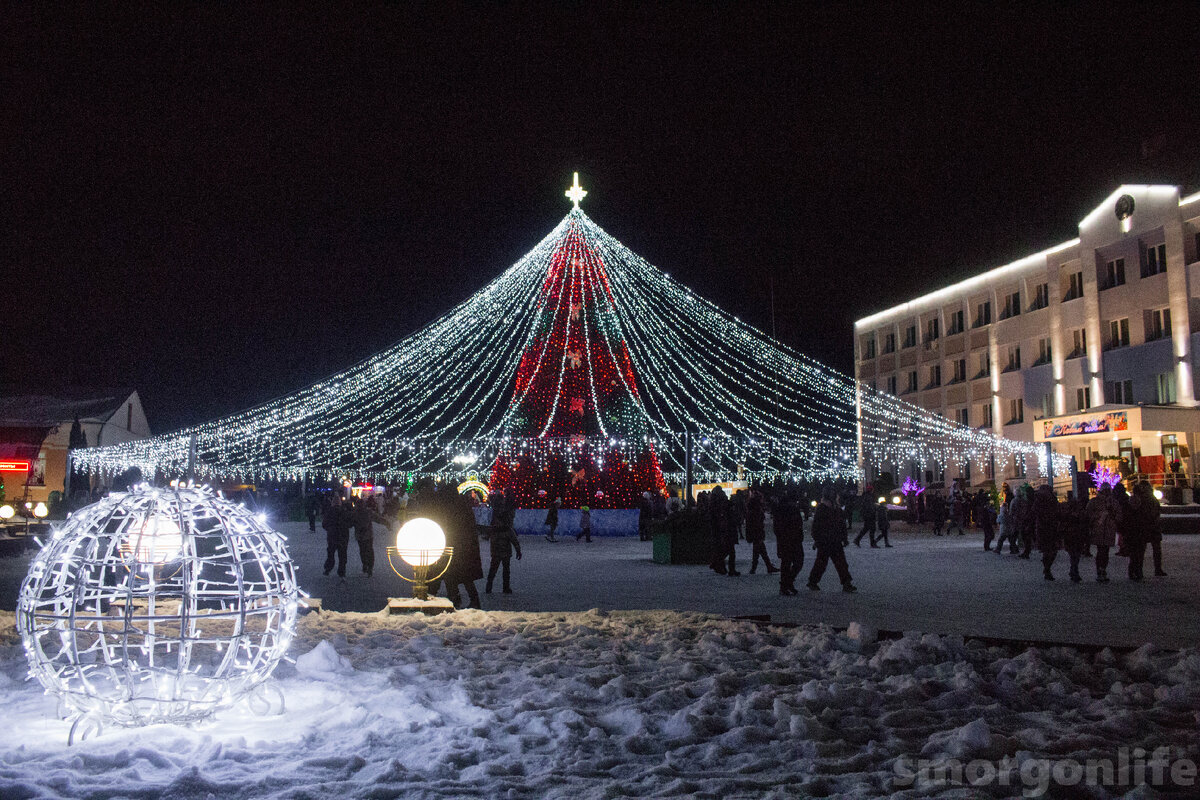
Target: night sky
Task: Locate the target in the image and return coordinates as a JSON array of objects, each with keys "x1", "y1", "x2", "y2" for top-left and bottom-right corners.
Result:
[{"x1": 5, "y1": 5, "x2": 1199, "y2": 433}]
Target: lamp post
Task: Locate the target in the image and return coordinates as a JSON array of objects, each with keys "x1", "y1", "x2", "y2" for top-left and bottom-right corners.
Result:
[{"x1": 387, "y1": 517, "x2": 453, "y2": 601}]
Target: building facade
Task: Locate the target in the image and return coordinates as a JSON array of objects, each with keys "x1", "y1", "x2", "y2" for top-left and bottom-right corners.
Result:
[{"x1": 855, "y1": 185, "x2": 1200, "y2": 488}]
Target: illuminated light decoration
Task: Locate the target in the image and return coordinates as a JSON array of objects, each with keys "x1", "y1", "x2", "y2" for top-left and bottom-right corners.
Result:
[
  {"x1": 457, "y1": 479, "x2": 490, "y2": 501},
  {"x1": 0, "y1": 504, "x2": 14, "y2": 520},
  {"x1": 901, "y1": 477, "x2": 925, "y2": 496},
  {"x1": 0, "y1": 460, "x2": 31, "y2": 471},
  {"x1": 73, "y1": 179, "x2": 1070, "y2": 493},
  {"x1": 17, "y1": 486, "x2": 300, "y2": 742},
  {"x1": 387, "y1": 517, "x2": 451, "y2": 600},
  {"x1": 1090, "y1": 464, "x2": 1122, "y2": 489}
]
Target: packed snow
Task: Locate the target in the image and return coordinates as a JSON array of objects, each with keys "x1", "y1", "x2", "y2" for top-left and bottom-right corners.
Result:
[{"x1": 1, "y1": 606, "x2": 1199, "y2": 798}]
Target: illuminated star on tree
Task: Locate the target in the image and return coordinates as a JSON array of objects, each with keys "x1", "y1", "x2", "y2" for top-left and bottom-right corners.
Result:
[{"x1": 565, "y1": 171, "x2": 587, "y2": 209}]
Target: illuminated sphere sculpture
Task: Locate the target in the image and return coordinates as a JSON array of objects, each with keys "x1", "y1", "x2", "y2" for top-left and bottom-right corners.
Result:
[{"x1": 17, "y1": 486, "x2": 300, "y2": 735}]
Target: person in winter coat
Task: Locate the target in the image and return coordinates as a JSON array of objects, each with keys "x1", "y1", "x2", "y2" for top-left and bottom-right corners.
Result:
[
  {"x1": 745, "y1": 490, "x2": 777, "y2": 573},
  {"x1": 1059, "y1": 492, "x2": 1089, "y2": 583},
  {"x1": 994, "y1": 498, "x2": 1011, "y2": 554},
  {"x1": 1032, "y1": 484, "x2": 1061, "y2": 580},
  {"x1": 1014, "y1": 484, "x2": 1036, "y2": 558},
  {"x1": 1125, "y1": 481, "x2": 1160, "y2": 581},
  {"x1": 975, "y1": 489, "x2": 994, "y2": 551},
  {"x1": 322, "y1": 494, "x2": 351, "y2": 578},
  {"x1": 544, "y1": 498, "x2": 560, "y2": 542},
  {"x1": 806, "y1": 488, "x2": 857, "y2": 592},
  {"x1": 353, "y1": 497, "x2": 376, "y2": 577},
  {"x1": 873, "y1": 498, "x2": 892, "y2": 547},
  {"x1": 709, "y1": 486, "x2": 739, "y2": 576},
  {"x1": 854, "y1": 488, "x2": 877, "y2": 547},
  {"x1": 305, "y1": 493, "x2": 320, "y2": 532},
  {"x1": 432, "y1": 489, "x2": 483, "y2": 608},
  {"x1": 1086, "y1": 484, "x2": 1120, "y2": 582},
  {"x1": 486, "y1": 489, "x2": 521, "y2": 593},
  {"x1": 773, "y1": 493, "x2": 805, "y2": 594},
  {"x1": 949, "y1": 492, "x2": 966, "y2": 536},
  {"x1": 1145, "y1": 484, "x2": 1166, "y2": 577},
  {"x1": 577, "y1": 505, "x2": 592, "y2": 542},
  {"x1": 930, "y1": 492, "x2": 947, "y2": 536}
]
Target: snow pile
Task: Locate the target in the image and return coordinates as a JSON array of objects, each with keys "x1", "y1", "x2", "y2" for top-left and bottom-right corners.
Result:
[{"x1": 0, "y1": 608, "x2": 1197, "y2": 798}]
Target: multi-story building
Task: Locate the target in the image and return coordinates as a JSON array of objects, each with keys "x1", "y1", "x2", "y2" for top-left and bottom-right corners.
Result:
[{"x1": 854, "y1": 184, "x2": 1200, "y2": 489}]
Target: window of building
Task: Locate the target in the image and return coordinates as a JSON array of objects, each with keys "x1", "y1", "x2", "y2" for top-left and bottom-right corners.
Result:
[
  {"x1": 1004, "y1": 344, "x2": 1021, "y2": 372},
  {"x1": 1143, "y1": 242, "x2": 1167, "y2": 278},
  {"x1": 882, "y1": 332, "x2": 896, "y2": 354},
  {"x1": 1110, "y1": 379, "x2": 1134, "y2": 404},
  {"x1": 1001, "y1": 291, "x2": 1020, "y2": 319},
  {"x1": 862, "y1": 335, "x2": 876, "y2": 359},
  {"x1": 1145, "y1": 307, "x2": 1171, "y2": 341},
  {"x1": 1035, "y1": 337, "x2": 1052, "y2": 366},
  {"x1": 1103, "y1": 258, "x2": 1126, "y2": 289},
  {"x1": 1040, "y1": 392, "x2": 1054, "y2": 419},
  {"x1": 1163, "y1": 434, "x2": 1181, "y2": 465},
  {"x1": 1109, "y1": 318, "x2": 1130, "y2": 348},
  {"x1": 979, "y1": 402, "x2": 993, "y2": 427},
  {"x1": 1156, "y1": 371, "x2": 1177, "y2": 404},
  {"x1": 955, "y1": 407, "x2": 969, "y2": 426},
  {"x1": 903, "y1": 324, "x2": 917, "y2": 349},
  {"x1": 976, "y1": 352, "x2": 990, "y2": 378},
  {"x1": 1119, "y1": 438, "x2": 1138, "y2": 471},
  {"x1": 946, "y1": 309, "x2": 964, "y2": 335},
  {"x1": 886, "y1": 375, "x2": 897, "y2": 395},
  {"x1": 1063, "y1": 270, "x2": 1084, "y2": 302},
  {"x1": 1033, "y1": 283, "x2": 1049, "y2": 310},
  {"x1": 928, "y1": 365, "x2": 942, "y2": 388},
  {"x1": 905, "y1": 371, "x2": 918, "y2": 393},
  {"x1": 1076, "y1": 386, "x2": 1091, "y2": 411},
  {"x1": 925, "y1": 318, "x2": 940, "y2": 343},
  {"x1": 974, "y1": 300, "x2": 992, "y2": 327},
  {"x1": 1008, "y1": 398, "x2": 1024, "y2": 424},
  {"x1": 1070, "y1": 328, "x2": 1087, "y2": 358},
  {"x1": 951, "y1": 359, "x2": 965, "y2": 383}
]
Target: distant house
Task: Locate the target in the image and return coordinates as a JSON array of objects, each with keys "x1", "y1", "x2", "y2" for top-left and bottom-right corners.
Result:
[{"x1": 0, "y1": 390, "x2": 151, "y2": 502}]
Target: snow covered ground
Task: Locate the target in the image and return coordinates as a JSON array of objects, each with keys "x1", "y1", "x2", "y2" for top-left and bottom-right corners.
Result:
[
  {"x1": 1, "y1": 607, "x2": 1199, "y2": 798},
  {"x1": 0, "y1": 521, "x2": 1198, "y2": 797}
]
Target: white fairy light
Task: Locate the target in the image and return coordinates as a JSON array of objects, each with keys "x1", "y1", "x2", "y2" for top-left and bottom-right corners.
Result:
[
  {"x1": 71, "y1": 197, "x2": 1069, "y2": 486},
  {"x1": 17, "y1": 486, "x2": 300, "y2": 741}
]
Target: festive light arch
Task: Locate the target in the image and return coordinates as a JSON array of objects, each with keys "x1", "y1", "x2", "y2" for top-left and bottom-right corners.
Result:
[{"x1": 73, "y1": 179, "x2": 1070, "y2": 499}]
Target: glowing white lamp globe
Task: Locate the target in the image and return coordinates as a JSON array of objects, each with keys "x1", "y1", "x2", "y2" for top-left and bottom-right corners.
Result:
[
  {"x1": 17, "y1": 486, "x2": 300, "y2": 741},
  {"x1": 0, "y1": 504, "x2": 13, "y2": 520},
  {"x1": 396, "y1": 517, "x2": 446, "y2": 566},
  {"x1": 33, "y1": 502, "x2": 49, "y2": 518}
]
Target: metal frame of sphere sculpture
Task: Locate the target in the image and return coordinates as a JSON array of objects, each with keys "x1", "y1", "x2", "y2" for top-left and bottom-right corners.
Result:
[{"x1": 17, "y1": 486, "x2": 300, "y2": 739}]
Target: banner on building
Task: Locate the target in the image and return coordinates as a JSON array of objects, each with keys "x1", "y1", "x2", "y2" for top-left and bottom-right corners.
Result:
[{"x1": 1043, "y1": 411, "x2": 1129, "y2": 439}]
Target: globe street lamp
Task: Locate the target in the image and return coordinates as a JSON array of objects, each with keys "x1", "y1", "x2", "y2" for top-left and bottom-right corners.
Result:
[{"x1": 387, "y1": 517, "x2": 453, "y2": 601}]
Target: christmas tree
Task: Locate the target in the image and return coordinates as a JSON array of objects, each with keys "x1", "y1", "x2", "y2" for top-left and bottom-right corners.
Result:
[{"x1": 488, "y1": 176, "x2": 666, "y2": 508}]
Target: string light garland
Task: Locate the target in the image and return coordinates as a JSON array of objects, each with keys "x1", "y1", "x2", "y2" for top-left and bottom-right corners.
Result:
[{"x1": 73, "y1": 179, "x2": 1070, "y2": 496}]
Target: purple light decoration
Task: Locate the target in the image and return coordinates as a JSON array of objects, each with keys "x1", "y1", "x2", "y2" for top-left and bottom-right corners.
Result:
[
  {"x1": 1090, "y1": 464, "x2": 1122, "y2": 489},
  {"x1": 901, "y1": 477, "x2": 925, "y2": 496}
]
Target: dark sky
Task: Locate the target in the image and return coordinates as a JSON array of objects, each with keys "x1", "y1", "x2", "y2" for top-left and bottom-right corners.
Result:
[{"x1": 5, "y1": 4, "x2": 1200, "y2": 433}]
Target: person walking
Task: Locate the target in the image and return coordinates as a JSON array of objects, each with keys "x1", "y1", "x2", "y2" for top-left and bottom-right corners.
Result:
[
  {"x1": 929, "y1": 491, "x2": 947, "y2": 536},
  {"x1": 709, "y1": 486, "x2": 739, "y2": 576},
  {"x1": 638, "y1": 492, "x2": 653, "y2": 541},
  {"x1": 807, "y1": 488, "x2": 857, "y2": 592},
  {"x1": 577, "y1": 505, "x2": 592, "y2": 542},
  {"x1": 873, "y1": 497, "x2": 892, "y2": 547},
  {"x1": 1145, "y1": 484, "x2": 1166, "y2": 577},
  {"x1": 854, "y1": 487, "x2": 877, "y2": 547},
  {"x1": 975, "y1": 489, "x2": 995, "y2": 551},
  {"x1": 994, "y1": 496, "x2": 1011, "y2": 554},
  {"x1": 773, "y1": 493, "x2": 804, "y2": 595},
  {"x1": 1124, "y1": 481, "x2": 1158, "y2": 581},
  {"x1": 544, "y1": 497, "x2": 560, "y2": 542},
  {"x1": 1012, "y1": 484, "x2": 1034, "y2": 558},
  {"x1": 1060, "y1": 492, "x2": 1089, "y2": 583},
  {"x1": 442, "y1": 489, "x2": 483, "y2": 608},
  {"x1": 321, "y1": 494, "x2": 351, "y2": 579},
  {"x1": 305, "y1": 493, "x2": 320, "y2": 533},
  {"x1": 352, "y1": 496, "x2": 376, "y2": 577},
  {"x1": 1033, "y1": 484, "x2": 1061, "y2": 580},
  {"x1": 486, "y1": 489, "x2": 522, "y2": 594},
  {"x1": 746, "y1": 490, "x2": 777, "y2": 574},
  {"x1": 1086, "y1": 483, "x2": 1120, "y2": 583},
  {"x1": 949, "y1": 491, "x2": 966, "y2": 536}
]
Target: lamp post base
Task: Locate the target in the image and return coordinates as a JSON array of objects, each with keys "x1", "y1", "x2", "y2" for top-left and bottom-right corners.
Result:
[{"x1": 386, "y1": 597, "x2": 456, "y2": 616}]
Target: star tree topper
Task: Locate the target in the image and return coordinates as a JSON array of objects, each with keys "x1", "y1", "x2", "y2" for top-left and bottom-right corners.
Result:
[{"x1": 566, "y1": 172, "x2": 587, "y2": 209}]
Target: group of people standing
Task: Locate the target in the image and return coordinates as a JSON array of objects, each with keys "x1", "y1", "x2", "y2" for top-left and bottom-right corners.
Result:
[
  {"x1": 994, "y1": 480, "x2": 1166, "y2": 583},
  {"x1": 705, "y1": 486, "x2": 858, "y2": 595}
]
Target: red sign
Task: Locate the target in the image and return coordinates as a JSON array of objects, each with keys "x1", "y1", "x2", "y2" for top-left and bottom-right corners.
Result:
[{"x1": 0, "y1": 460, "x2": 31, "y2": 472}]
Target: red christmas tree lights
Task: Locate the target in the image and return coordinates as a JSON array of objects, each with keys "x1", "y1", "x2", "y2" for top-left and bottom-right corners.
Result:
[{"x1": 489, "y1": 213, "x2": 666, "y2": 508}]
